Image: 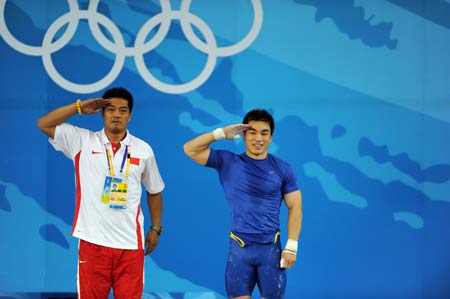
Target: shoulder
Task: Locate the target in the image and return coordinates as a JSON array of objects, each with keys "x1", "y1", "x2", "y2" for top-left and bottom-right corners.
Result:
[
  {"x1": 128, "y1": 134, "x2": 150, "y2": 148},
  {"x1": 269, "y1": 154, "x2": 296, "y2": 175},
  {"x1": 128, "y1": 134, "x2": 155, "y2": 156},
  {"x1": 211, "y1": 148, "x2": 238, "y2": 159},
  {"x1": 206, "y1": 148, "x2": 238, "y2": 168},
  {"x1": 269, "y1": 154, "x2": 291, "y2": 168},
  {"x1": 57, "y1": 122, "x2": 87, "y2": 132},
  {"x1": 56, "y1": 123, "x2": 92, "y2": 137}
]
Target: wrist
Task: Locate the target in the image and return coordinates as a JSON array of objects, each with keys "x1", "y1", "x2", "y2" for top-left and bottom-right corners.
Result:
[
  {"x1": 151, "y1": 226, "x2": 163, "y2": 236},
  {"x1": 283, "y1": 239, "x2": 298, "y2": 255},
  {"x1": 213, "y1": 128, "x2": 225, "y2": 140},
  {"x1": 76, "y1": 99, "x2": 82, "y2": 115}
]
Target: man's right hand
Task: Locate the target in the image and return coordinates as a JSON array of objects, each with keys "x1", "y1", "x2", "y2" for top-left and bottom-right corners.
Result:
[
  {"x1": 183, "y1": 123, "x2": 251, "y2": 166},
  {"x1": 79, "y1": 98, "x2": 111, "y2": 114},
  {"x1": 223, "y1": 124, "x2": 251, "y2": 139}
]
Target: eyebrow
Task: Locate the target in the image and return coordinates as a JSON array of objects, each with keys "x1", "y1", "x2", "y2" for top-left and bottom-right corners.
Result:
[
  {"x1": 106, "y1": 105, "x2": 129, "y2": 109},
  {"x1": 249, "y1": 128, "x2": 270, "y2": 133}
]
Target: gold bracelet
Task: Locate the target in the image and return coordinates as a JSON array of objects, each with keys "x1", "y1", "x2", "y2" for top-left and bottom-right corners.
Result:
[{"x1": 76, "y1": 99, "x2": 82, "y2": 115}]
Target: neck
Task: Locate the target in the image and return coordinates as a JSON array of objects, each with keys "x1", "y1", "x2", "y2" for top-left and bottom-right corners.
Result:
[
  {"x1": 105, "y1": 130, "x2": 127, "y2": 145},
  {"x1": 246, "y1": 150, "x2": 268, "y2": 160}
]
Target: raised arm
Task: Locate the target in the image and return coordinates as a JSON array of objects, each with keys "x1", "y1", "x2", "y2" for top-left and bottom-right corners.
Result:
[
  {"x1": 37, "y1": 98, "x2": 110, "y2": 139},
  {"x1": 183, "y1": 124, "x2": 251, "y2": 165},
  {"x1": 281, "y1": 190, "x2": 302, "y2": 269}
]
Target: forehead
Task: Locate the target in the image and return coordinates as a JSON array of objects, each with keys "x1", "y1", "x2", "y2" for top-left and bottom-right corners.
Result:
[
  {"x1": 107, "y1": 97, "x2": 129, "y2": 107},
  {"x1": 247, "y1": 120, "x2": 271, "y2": 131}
]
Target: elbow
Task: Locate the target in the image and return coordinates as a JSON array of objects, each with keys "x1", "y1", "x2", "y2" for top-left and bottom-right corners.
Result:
[
  {"x1": 182, "y1": 141, "x2": 208, "y2": 165},
  {"x1": 182, "y1": 143, "x2": 189, "y2": 156},
  {"x1": 183, "y1": 142, "x2": 193, "y2": 158},
  {"x1": 36, "y1": 117, "x2": 55, "y2": 139},
  {"x1": 37, "y1": 117, "x2": 46, "y2": 133}
]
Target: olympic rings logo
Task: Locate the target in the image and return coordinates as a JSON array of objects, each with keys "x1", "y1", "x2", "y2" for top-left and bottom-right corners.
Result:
[{"x1": 0, "y1": 0, "x2": 262, "y2": 94}]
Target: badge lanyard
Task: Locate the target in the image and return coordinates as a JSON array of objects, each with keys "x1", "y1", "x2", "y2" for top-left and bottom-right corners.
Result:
[{"x1": 106, "y1": 145, "x2": 131, "y2": 179}]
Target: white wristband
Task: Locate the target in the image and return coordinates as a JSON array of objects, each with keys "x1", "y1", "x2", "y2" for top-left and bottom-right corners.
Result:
[
  {"x1": 213, "y1": 128, "x2": 226, "y2": 140},
  {"x1": 283, "y1": 239, "x2": 298, "y2": 255}
]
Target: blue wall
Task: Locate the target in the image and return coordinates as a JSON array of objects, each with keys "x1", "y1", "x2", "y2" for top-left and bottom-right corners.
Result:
[{"x1": 1, "y1": 0, "x2": 450, "y2": 298}]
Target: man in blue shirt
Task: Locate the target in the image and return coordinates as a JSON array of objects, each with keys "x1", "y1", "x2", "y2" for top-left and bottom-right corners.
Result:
[{"x1": 183, "y1": 109, "x2": 302, "y2": 299}]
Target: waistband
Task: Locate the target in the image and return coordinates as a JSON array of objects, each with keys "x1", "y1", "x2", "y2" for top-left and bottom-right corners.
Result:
[{"x1": 229, "y1": 231, "x2": 280, "y2": 247}]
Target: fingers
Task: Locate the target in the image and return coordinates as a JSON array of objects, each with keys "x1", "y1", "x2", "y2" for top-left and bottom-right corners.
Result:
[
  {"x1": 144, "y1": 245, "x2": 152, "y2": 256},
  {"x1": 79, "y1": 98, "x2": 110, "y2": 114},
  {"x1": 285, "y1": 260, "x2": 295, "y2": 269},
  {"x1": 91, "y1": 98, "x2": 111, "y2": 108},
  {"x1": 224, "y1": 124, "x2": 251, "y2": 139},
  {"x1": 225, "y1": 124, "x2": 250, "y2": 132},
  {"x1": 98, "y1": 98, "x2": 111, "y2": 105},
  {"x1": 280, "y1": 257, "x2": 286, "y2": 268},
  {"x1": 281, "y1": 252, "x2": 297, "y2": 269},
  {"x1": 145, "y1": 242, "x2": 158, "y2": 255},
  {"x1": 280, "y1": 259, "x2": 295, "y2": 269},
  {"x1": 230, "y1": 124, "x2": 251, "y2": 132},
  {"x1": 144, "y1": 231, "x2": 159, "y2": 255}
]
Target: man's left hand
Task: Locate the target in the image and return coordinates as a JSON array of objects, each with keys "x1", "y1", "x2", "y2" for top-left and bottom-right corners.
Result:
[
  {"x1": 144, "y1": 230, "x2": 159, "y2": 256},
  {"x1": 281, "y1": 251, "x2": 297, "y2": 269}
]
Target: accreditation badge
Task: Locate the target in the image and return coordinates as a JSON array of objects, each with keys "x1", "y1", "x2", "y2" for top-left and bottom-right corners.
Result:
[
  {"x1": 101, "y1": 176, "x2": 122, "y2": 203},
  {"x1": 109, "y1": 182, "x2": 128, "y2": 209}
]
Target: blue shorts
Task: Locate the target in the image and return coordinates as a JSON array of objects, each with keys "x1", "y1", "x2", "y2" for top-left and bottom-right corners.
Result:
[{"x1": 225, "y1": 237, "x2": 286, "y2": 299}]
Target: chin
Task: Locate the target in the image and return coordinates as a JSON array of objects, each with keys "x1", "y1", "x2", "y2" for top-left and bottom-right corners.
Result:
[
  {"x1": 110, "y1": 128, "x2": 123, "y2": 134},
  {"x1": 252, "y1": 151, "x2": 265, "y2": 157}
]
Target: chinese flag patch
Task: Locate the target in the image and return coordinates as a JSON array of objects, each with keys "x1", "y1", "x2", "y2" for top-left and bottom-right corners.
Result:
[{"x1": 130, "y1": 157, "x2": 140, "y2": 165}]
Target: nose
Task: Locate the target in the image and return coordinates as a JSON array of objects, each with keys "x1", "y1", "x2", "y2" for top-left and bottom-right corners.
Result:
[{"x1": 111, "y1": 109, "x2": 121, "y2": 117}]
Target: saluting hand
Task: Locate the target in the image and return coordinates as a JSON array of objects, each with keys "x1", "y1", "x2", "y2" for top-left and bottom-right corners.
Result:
[
  {"x1": 223, "y1": 124, "x2": 251, "y2": 139},
  {"x1": 79, "y1": 98, "x2": 111, "y2": 114}
]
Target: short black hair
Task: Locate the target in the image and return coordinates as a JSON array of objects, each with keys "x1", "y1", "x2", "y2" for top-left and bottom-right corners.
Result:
[
  {"x1": 102, "y1": 87, "x2": 134, "y2": 112},
  {"x1": 243, "y1": 109, "x2": 275, "y2": 135}
]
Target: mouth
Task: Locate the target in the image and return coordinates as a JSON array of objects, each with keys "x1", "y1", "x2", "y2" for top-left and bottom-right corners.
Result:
[{"x1": 252, "y1": 143, "x2": 264, "y2": 149}]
